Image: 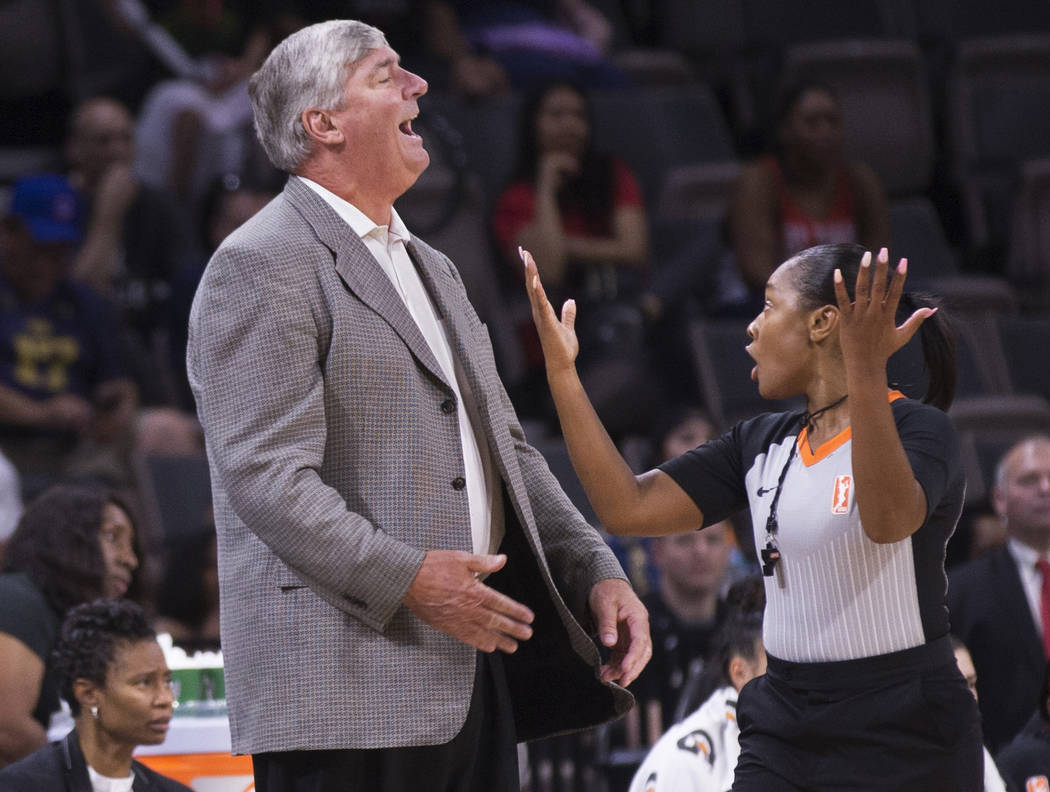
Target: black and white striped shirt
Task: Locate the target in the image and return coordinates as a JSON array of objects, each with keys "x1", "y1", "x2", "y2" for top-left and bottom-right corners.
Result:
[{"x1": 661, "y1": 394, "x2": 964, "y2": 662}]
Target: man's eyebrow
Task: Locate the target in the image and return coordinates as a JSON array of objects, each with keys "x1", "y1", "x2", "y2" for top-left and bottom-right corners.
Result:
[{"x1": 369, "y1": 56, "x2": 398, "y2": 74}]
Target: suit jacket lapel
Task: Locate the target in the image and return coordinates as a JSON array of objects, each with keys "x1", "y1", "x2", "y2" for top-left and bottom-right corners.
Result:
[
  {"x1": 283, "y1": 178, "x2": 451, "y2": 393},
  {"x1": 407, "y1": 239, "x2": 486, "y2": 404},
  {"x1": 994, "y1": 546, "x2": 1046, "y2": 668},
  {"x1": 408, "y1": 239, "x2": 514, "y2": 475}
]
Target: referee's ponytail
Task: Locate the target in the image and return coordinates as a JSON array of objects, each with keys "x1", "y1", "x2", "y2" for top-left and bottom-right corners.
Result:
[{"x1": 789, "y1": 243, "x2": 957, "y2": 411}]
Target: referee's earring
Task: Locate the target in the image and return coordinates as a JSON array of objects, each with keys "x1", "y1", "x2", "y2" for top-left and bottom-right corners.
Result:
[{"x1": 91, "y1": 705, "x2": 99, "y2": 719}]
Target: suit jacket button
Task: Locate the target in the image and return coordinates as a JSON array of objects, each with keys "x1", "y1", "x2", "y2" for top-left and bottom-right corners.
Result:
[
  {"x1": 451, "y1": 476, "x2": 466, "y2": 491},
  {"x1": 441, "y1": 398, "x2": 456, "y2": 414}
]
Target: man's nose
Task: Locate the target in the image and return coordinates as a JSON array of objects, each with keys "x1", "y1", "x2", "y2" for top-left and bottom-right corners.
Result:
[{"x1": 405, "y1": 69, "x2": 427, "y2": 98}]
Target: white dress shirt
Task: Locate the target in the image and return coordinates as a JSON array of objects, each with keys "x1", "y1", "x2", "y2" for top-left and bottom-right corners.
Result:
[
  {"x1": 1007, "y1": 537, "x2": 1046, "y2": 638},
  {"x1": 300, "y1": 177, "x2": 503, "y2": 555}
]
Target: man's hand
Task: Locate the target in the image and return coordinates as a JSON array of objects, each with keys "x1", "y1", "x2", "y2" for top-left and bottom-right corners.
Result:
[
  {"x1": 403, "y1": 550, "x2": 534, "y2": 653},
  {"x1": 589, "y1": 578, "x2": 651, "y2": 687}
]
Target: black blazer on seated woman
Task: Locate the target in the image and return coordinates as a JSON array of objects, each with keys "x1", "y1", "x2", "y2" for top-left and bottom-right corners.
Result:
[{"x1": 0, "y1": 730, "x2": 192, "y2": 792}]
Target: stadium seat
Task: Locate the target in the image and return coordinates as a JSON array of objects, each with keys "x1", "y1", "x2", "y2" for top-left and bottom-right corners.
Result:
[
  {"x1": 889, "y1": 196, "x2": 959, "y2": 278},
  {"x1": 688, "y1": 318, "x2": 804, "y2": 429},
  {"x1": 997, "y1": 315, "x2": 1050, "y2": 401},
  {"x1": 655, "y1": 161, "x2": 742, "y2": 223},
  {"x1": 1007, "y1": 157, "x2": 1050, "y2": 311},
  {"x1": 590, "y1": 85, "x2": 737, "y2": 206},
  {"x1": 947, "y1": 35, "x2": 1050, "y2": 249},
  {"x1": 133, "y1": 452, "x2": 213, "y2": 546}
]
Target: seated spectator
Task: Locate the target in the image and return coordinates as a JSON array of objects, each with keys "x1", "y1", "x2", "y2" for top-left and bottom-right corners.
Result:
[
  {"x1": 493, "y1": 79, "x2": 650, "y2": 422},
  {"x1": 628, "y1": 608, "x2": 766, "y2": 792},
  {"x1": 128, "y1": 0, "x2": 293, "y2": 205},
  {"x1": 0, "y1": 599, "x2": 190, "y2": 791},
  {"x1": 607, "y1": 407, "x2": 719, "y2": 596},
  {"x1": 0, "y1": 486, "x2": 142, "y2": 768},
  {"x1": 633, "y1": 521, "x2": 734, "y2": 743},
  {"x1": 952, "y1": 636, "x2": 1009, "y2": 792},
  {"x1": 0, "y1": 174, "x2": 138, "y2": 487},
  {"x1": 997, "y1": 659, "x2": 1050, "y2": 792},
  {"x1": 65, "y1": 96, "x2": 199, "y2": 405},
  {"x1": 949, "y1": 435, "x2": 1050, "y2": 752},
  {"x1": 727, "y1": 80, "x2": 889, "y2": 312},
  {"x1": 154, "y1": 532, "x2": 220, "y2": 654}
]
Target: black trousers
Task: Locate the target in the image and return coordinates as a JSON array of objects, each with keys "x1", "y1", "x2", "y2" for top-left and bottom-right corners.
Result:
[
  {"x1": 733, "y1": 636, "x2": 984, "y2": 791},
  {"x1": 252, "y1": 652, "x2": 519, "y2": 792}
]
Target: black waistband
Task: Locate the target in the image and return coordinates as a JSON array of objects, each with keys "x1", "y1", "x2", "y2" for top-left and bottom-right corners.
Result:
[{"x1": 765, "y1": 635, "x2": 955, "y2": 690}]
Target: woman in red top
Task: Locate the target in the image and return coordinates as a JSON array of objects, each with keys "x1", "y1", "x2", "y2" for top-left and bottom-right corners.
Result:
[
  {"x1": 729, "y1": 80, "x2": 889, "y2": 295},
  {"x1": 493, "y1": 80, "x2": 651, "y2": 415},
  {"x1": 493, "y1": 80, "x2": 648, "y2": 302}
]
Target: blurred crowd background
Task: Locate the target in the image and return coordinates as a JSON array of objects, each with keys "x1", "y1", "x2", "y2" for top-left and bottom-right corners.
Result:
[{"x1": 2, "y1": 1, "x2": 1050, "y2": 790}]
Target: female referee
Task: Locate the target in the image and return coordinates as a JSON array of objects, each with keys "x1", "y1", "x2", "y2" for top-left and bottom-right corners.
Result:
[{"x1": 521, "y1": 242, "x2": 982, "y2": 790}]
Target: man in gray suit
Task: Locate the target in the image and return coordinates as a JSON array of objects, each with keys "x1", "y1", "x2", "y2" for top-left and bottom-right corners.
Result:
[{"x1": 187, "y1": 19, "x2": 650, "y2": 792}]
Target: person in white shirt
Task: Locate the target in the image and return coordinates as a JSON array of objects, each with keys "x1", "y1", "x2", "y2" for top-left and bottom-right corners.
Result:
[{"x1": 630, "y1": 611, "x2": 766, "y2": 792}]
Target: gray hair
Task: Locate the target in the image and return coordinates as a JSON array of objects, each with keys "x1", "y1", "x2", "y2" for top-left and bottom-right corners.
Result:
[
  {"x1": 994, "y1": 434, "x2": 1050, "y2": 489},
  {"x1": 249, "y1": 20, "x2": 388, "y2": 173}
]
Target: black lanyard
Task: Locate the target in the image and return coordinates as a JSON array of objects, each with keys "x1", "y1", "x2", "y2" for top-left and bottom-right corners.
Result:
[{"x1": 761, "y1": 394, "x2": 849, "y2": 579}]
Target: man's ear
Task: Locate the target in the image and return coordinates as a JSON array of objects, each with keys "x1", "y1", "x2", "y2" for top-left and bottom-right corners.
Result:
[
  {"x1": 809, "y1": 305, "x2": 839, "y2": 343},
  {"x1": 300, "y1": 108, "x2": 343, "y2": 146},
  {"x1": 991, "y1": 482, "x2": 1008, "y2": 521}
]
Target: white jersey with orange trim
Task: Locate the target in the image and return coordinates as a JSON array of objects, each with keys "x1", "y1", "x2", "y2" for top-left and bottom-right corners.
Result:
[
  {"x1": 628, "y1": 686, "x2": 740, "y2": 792},
  {"x1": 660, "y1": 393, "x2": 964, "y2": 663}
]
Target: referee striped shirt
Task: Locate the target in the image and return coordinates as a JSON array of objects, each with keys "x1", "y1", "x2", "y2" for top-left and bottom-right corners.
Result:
[{"x1": 661, "y1": 393, "x2": 964, "y2": 663}]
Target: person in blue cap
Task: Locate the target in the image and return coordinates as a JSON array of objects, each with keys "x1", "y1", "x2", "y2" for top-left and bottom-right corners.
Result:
[{"x1": 0, "y1": 174, "x2": 137, "y2": 489}]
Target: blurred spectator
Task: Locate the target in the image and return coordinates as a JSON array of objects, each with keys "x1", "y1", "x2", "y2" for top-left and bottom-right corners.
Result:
[
  {"x1": 949, "y1": 435, "x2": 1050, "y2": 752},
  {"x1": 0, "y1": 174, "x2": 138, "y2": 488},
  {"x1": 198, "y1": 173, "x2": 277, "y2": 255},
  {"x1": 421, "y1": 0, "x2": 511, "y2": 97},
  {"x1": 154, "y1": 531, "x2": 220, "y2": 654},
  {"x1": 628, "y1": 609, "x2": 766, "y2": 792},
  {"x1": 65, "y1": 96, "x2": 200, "y2": 405},
  {"x1": 0, "y1": 486, "x2": 143, "y2": 768},
  {"x1": 655, "y1": 406, "x2": 717, "y2": 461},
  {"x1": 0, "y1": 599, "x2": 190, "y2": 791},
  {"x1": 608, "y1": 407, "x2": 719, "y2": 594},
  {"x1": 493, "y1": 80, "x2": 651, "y2": 426},
  {"x1": 727, "y1": 80, "x2": 889, "y2": 310},
  {"x1": 654, "y1": 408, "x2": 758, "y2": 583},
  {"x1": 634, "y1": 522, "x2": 734, "y2": 744},
  {"x1": 0, "y1": 450, "x2": 22, "y2": 551},
  {"x1": 128, "y1": 0, "x2": 295, "y2": 204},
  {"x1": 951, "y1": 636, "x2": 1009, "y2": 792},
  {"x1": 426, "y1": 0, "x2": 627, "y2": 95},
  {"x1": 160, "y1": 172, "x2": 278, "y2": 403},
  {"x1": 996, "y1": 659, "x2": 1050, "y2": 792}
]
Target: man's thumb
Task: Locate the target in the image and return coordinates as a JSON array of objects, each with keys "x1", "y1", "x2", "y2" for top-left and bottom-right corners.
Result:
[{"x1": 467, "y1": 553, "x2": 507, "y2": 575}]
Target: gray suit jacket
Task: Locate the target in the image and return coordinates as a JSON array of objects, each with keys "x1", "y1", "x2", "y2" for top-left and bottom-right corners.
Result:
[{"x1": 187, "y1": 176, "x2": 632, "y2": 754}]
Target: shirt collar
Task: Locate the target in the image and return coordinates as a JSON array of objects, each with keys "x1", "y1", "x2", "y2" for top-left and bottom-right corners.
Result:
[
  {"x1": 298, "y1": 176, "x2": 411, "y2": 244},
  {"x1": 1008, "y1": 536, "x2": 1044, "y2": 569}
]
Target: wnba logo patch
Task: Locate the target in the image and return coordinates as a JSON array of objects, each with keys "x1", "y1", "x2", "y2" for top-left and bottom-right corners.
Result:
[
  {"x1": 1026, "y1": 776, "x2": 1050, "y2": 792},
  {"x1": 831, "y1": 475, "x2": 852, "y2": 514}
]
